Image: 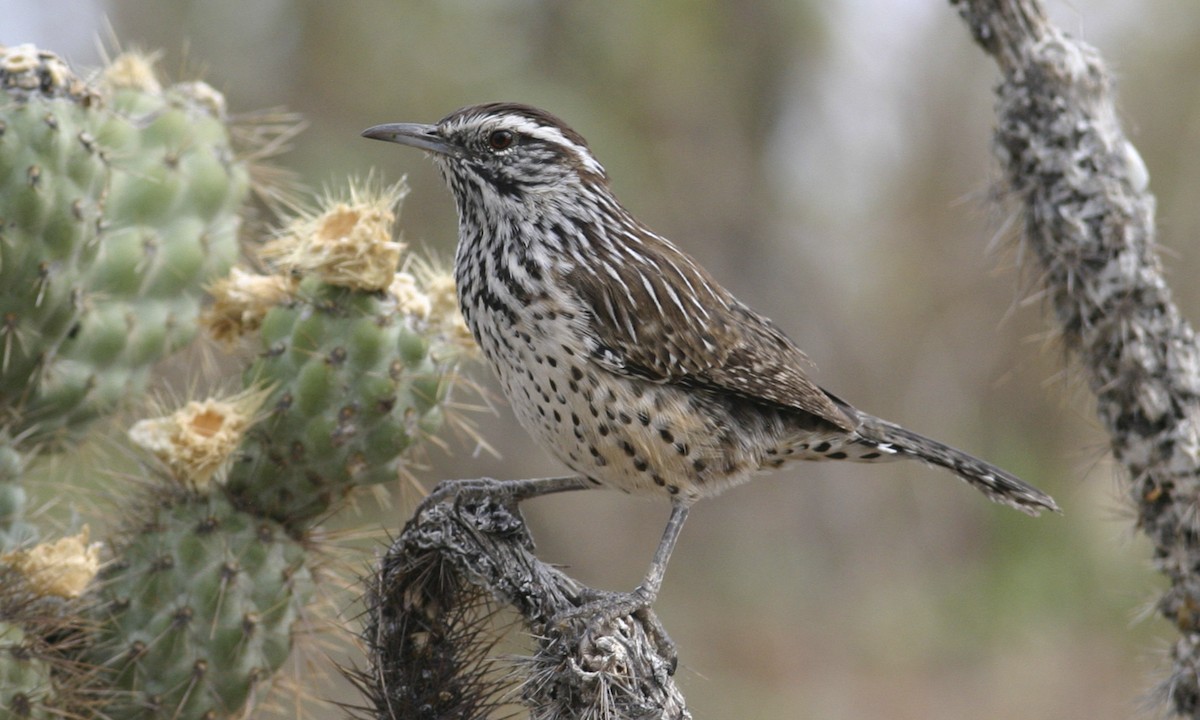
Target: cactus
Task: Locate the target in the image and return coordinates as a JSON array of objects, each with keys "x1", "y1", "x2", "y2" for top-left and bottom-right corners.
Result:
[
  {"x1": 82, "y1": 488, "x2": 312, "y2": 720},
  {"x1": 219, "y1": 182, "x2": 473, "y2": 530},
  {"x1": 0, "y1": 45, "x2": 248, "y2": 445},
  {"x1": 0, "y1": 46, "x2": 107, "y2": 442},
  {"x1": 0, "y1": 622, "x2": 54, "y2": 720},
  {"x1": 78, "y1": 178, "x2": 480, "y2": 716},
  {"x1": 0, "y1": 441, "x2": 32, "y2": 552},
  {"x1": 1, "y1": 534, "x2": 100, "y2": 720},
  {"x1": 0, "y1": 43, "x2": 479, "y2": 720}
]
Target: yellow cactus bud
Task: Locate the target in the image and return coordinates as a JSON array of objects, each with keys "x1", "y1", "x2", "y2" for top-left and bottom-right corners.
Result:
[{"x1": 173, "y1": 80, "x2": 227, "y2": 118}]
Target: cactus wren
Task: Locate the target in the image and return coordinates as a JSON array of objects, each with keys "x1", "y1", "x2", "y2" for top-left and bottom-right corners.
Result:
[{"x1": 363, "y1": 103, "x2": 1058, "y2": 612}]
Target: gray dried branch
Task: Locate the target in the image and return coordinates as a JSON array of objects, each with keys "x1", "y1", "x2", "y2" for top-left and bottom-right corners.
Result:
[
  {"x1": 951, "y1": 0, "x2": 1200, "y2": 715},
  {"x1": 359, "y1": 480, "x2": 689, "y2": 720}
]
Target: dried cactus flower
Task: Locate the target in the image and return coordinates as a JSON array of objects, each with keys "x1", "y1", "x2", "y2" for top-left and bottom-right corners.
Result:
[
  {"x1": 413, "y1": 258, "x2": 476, "y2": 354},
  {"x1": 2, "y1": 528, "x2": 101, "y2": 599},
  {"x1": 99, "y1": 48, "x2": 162, "y2": 93},
  {"x1": 129, "y1": 390, "x2": 267, "y2": 489},
  {"x1": 203, "y1": 268, "x2": 294, "y2": 344},
  {"x1": 389, "y1": 271, "x2": 433, "y2": 319},
  {"x1": 265, "y1": 180, "x2": 407, "y2": 291}
]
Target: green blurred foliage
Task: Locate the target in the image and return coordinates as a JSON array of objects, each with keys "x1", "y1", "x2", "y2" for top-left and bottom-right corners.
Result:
[{"x1": 8, "y1": 0, "x2": 1200, "y2": 717}]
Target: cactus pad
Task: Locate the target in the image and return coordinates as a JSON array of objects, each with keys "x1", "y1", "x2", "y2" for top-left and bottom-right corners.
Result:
[
  {"x1": 219, "y1": 183, "x2": 473, "y2": 530},
  {"x1": 0, "y1": 45, "x2": 248, "y2": 444},
  {"x1": 225, "y1": 275, "x2": 455, "y2": 527},
  {"x1": 83, "y1": 490, "x2": 311, "y2": 720}
]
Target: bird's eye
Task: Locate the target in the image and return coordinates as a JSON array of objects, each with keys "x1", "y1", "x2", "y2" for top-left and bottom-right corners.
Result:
[{"x1": 487, "y1": 129, "x2": 515, "y2": 151}]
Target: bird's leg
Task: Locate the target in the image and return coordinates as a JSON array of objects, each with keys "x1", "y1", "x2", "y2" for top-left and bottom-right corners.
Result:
[
  {"x1": 633, "y1": 500, "x2": 691, "y2": 606},
  {"x1": 557, "y1": 500, "x2": 692, "y2": 666}
]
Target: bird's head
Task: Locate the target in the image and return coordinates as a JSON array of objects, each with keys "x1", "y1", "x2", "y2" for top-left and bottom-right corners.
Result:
[{"x1": 363, "y1": 103, "x2": 608, "y2": 211}]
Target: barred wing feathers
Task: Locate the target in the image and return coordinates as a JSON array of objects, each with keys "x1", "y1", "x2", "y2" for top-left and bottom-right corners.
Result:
[{"x1": 562, "y1": 231, "x2": 854, "y2": 432}]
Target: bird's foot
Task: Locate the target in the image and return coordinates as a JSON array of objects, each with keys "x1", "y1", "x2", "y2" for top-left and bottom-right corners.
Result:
[{"x1": 553, "y1": 586, "x2": 678, "y2": 673}]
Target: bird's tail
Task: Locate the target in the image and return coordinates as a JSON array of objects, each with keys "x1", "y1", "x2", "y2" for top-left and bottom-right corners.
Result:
[{"x1": 850, "y1": 414, "x2": 1060, "y2": 517}]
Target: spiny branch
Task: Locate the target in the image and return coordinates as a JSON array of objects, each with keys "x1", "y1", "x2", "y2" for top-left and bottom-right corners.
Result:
[
  {"x1": 360, "y1": 479, "x2": 689, "y2": 720},
  {"x1": 952, "y1": 0, "x2": 1200, "y2": 715}
]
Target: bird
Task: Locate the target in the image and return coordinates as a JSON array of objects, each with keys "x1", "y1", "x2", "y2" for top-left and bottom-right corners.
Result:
[{"x1": 362, "y1": 102, "x2": 1058, "y2": 620}]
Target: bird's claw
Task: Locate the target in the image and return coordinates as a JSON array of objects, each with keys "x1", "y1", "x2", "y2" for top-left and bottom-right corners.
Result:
[{"x1": 552, "y1": 587, "x2": 678, "y2": 673}]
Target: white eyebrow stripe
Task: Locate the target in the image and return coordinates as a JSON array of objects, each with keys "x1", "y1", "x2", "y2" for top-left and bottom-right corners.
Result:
[{"x1": 511, "y1": 118, "x2": 607, "y2": 176}]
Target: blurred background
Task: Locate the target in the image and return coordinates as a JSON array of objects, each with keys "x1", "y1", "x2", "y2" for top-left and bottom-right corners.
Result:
[{"x1": 7, "y1": 0, "x2": 1200, "y2": 717}]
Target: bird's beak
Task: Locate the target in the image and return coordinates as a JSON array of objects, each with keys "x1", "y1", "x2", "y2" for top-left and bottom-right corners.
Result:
[{"x1": 361, "y1": 122, "x2": 460, "y2": 157}]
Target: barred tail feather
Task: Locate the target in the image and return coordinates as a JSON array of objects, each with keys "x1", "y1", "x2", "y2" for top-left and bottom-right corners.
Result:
[{"x1": 855, "y1": 415, "x2": 1060, "y2": 517}]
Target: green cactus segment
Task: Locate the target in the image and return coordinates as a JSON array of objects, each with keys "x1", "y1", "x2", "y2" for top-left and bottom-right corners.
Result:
[
  {"x1": 225, "y1": 277, "x2": 453, "y2": 528},
  {"x1": 85, "y1": 490, "x2": 311, "y2": 720},
  {"x1": 0, "y1": 86, "x2": 109, "y2": 435},
  {"x1": 0, "y1": 443, "x2": 33, "y2": 552},
  {"x1": 29, "y1": 80, "x2": 248, "y2": 438},
  {"x1": 0, "y1": 622, "x2": 55, "y2": 720},
  {"x1": 1, "y1": 554, "x2": 93, "y2": 720},
  {"x1": 0, "y1": 47, "x2": 248, "y2": 443},
  {"x1": 0, "y1": 573, "x2": 81, "y2": 720}
]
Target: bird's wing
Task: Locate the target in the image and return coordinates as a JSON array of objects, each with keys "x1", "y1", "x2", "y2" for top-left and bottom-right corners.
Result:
[{"x1": 562, "y1": 237, "x2": 855, "y2": 431}]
